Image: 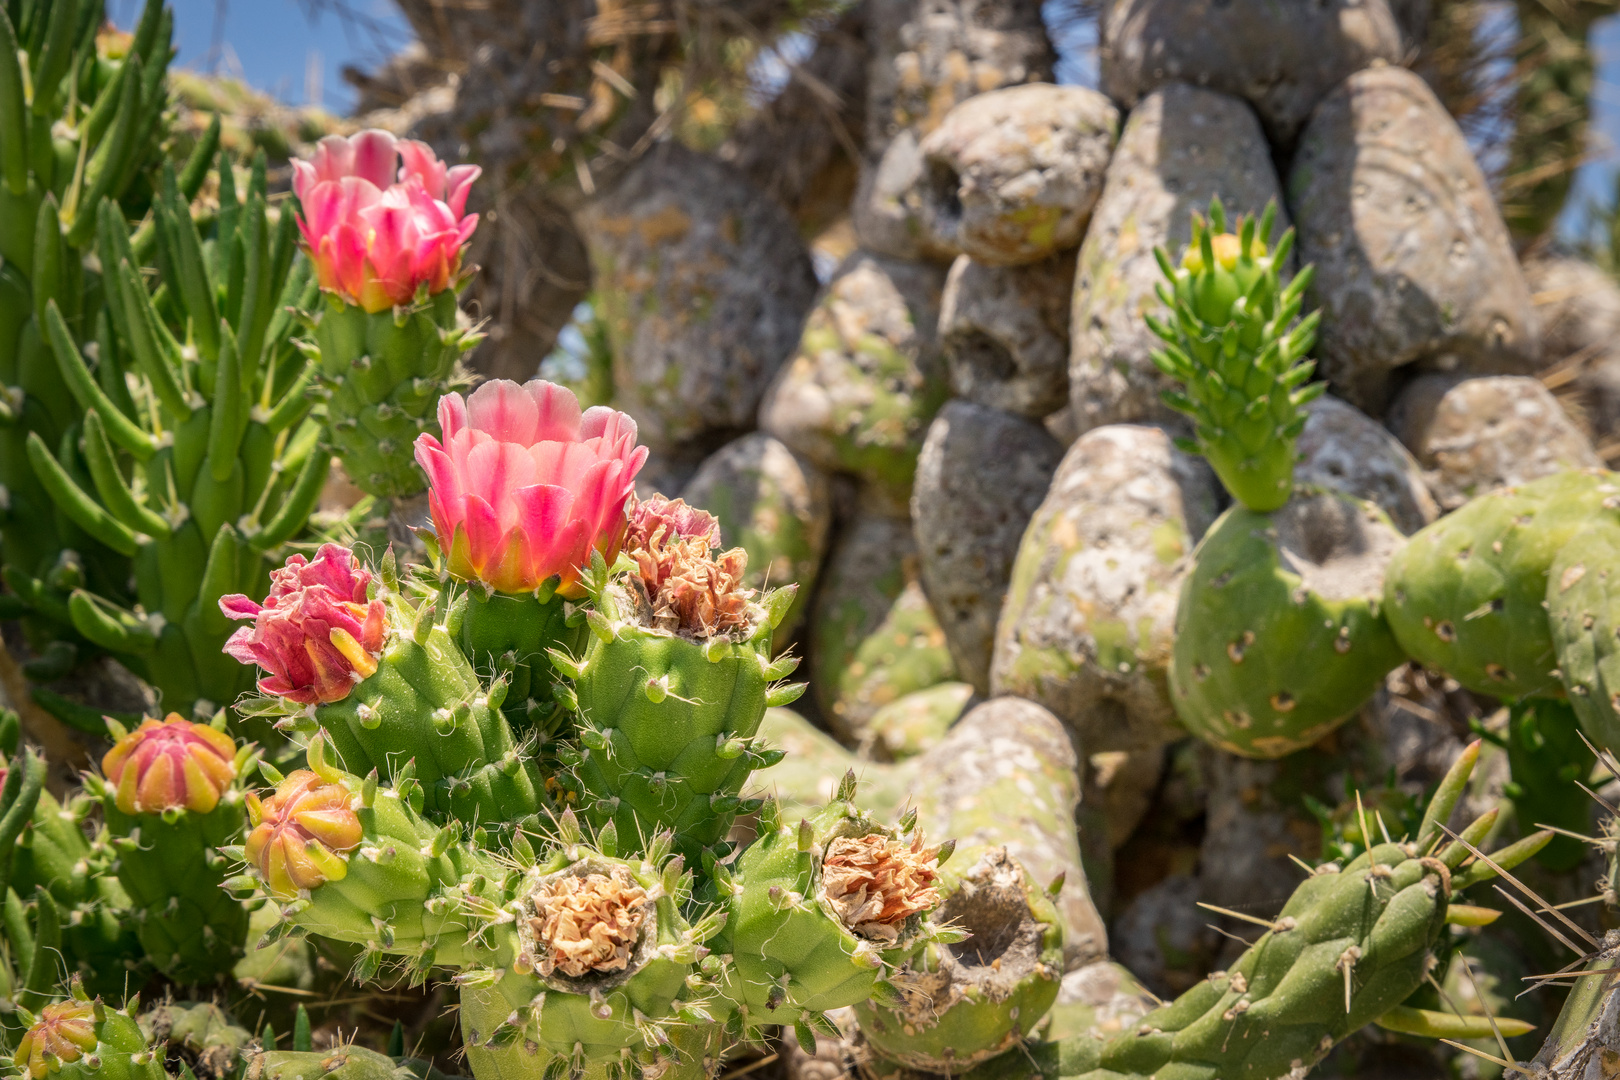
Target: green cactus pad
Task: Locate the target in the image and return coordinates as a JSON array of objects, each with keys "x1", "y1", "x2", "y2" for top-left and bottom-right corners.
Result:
[
  {"x1": 313, "y1": 291, "x2": 477, "y2": 499},
  {"x1": 557, "y1": 574, "x2": 800, "y2": 867},
  {"x1": 1548, "y1": 515, "x2": 1620, "y2": 751},
  {"x1": 444, "y1": 583, "x2": 585, "y2": 740},
  {"x1": 717, "y1": 794, "x2": 942, "y2": 1037},
  {"x1": 1386, "y1": 469, "x2": 1617, "y2": 700},
  {"x1": 1147, "y1": 198, "x2": 1323, "y2": 512},
  {"x1": 854, "y1": 848, "x2": 1064, "y2": 1071},
  {"x1": 1170, "y1": 491, "x2": 1406, "y2": 758},
  {"x1": 1503, "y1": 698, "x2": 1596, "y2": 871}
]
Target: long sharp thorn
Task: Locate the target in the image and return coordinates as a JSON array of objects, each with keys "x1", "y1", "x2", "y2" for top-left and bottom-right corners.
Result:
[
  {"x1": 1458, "y1": 957, "x2": 1514, "y2": 1065},
  {"x1": 1438, "y1": 1041, "x2": 1534, "y2": 1076},
  {"x1": 1375, "y1": 809, "x2": 1393, "y2": 846},
  {"x1": 1343, "y1": 961, "x2": 1352, "y2": 1014},
  {"x1": 1195, "y1": 903, "x2": 1285, "y2": 932},
  {"x1": 1575, "y1": 779, "x2": 1620, "y2": 818},
  {"x1": 1442, "y1": 824, "x2": 1601, "y2": 948},
  {"x1": 1356, "y1": 790, "x2": 1371, "y2": 859},
  {"x1": 1492, "y1": 885, "x2": 1587, "y2": 957},
  {"x1": 1287, "y1": 854, "x2": 1315, "y2": 876},
  {"x1": 1534, "y1": 822, "x2": 1600, "y2": 845}
]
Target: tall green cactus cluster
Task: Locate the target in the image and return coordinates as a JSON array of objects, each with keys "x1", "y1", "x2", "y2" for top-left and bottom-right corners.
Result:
[{"x1": 0, "y1": 0, "x2": 178, "y2": 679}]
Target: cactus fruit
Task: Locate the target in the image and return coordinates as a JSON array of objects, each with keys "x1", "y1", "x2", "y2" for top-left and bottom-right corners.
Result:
[
  {"x1": 556, "y1": 497, "x2": 802, "y2": 866},
  {"x1": 0, "y1": 0, "x2": 179, "y2": 665},
  {"x1": 292, "y1": 130, "x2": 481, "y2": 500},
  {"x1": 1548, "y1": 514, "x2": 1620, "y2": 751},
  {"x1": 87, "y1": 714, "x2": 254, "y2": 982},
  {"x1": 958, "y1": 743, "x2": 1554, "y2": 1080},
  {"x1": 717, "y1": 788, "x2": 948, "y2": 1040},
  {"x1": 36, "y1": 152, "x2": 328, "y2": 721},
  {"x1": 1145, "y1": 197, "x2": 1323, "y2": 512},
  {"x1": 853, "y1": 848, "x2": 1064, "y2": 1071},
  {"x1": 13, "y1": 985, "x2": 165, "y2": 1080},
  {"x1": 224, "y1": 546, "x2": 544, "y2": 833},
  {"x1": 1170, "y1": 491, "x2": 1407, "y2": 758},
  {"x1": 416, "y1": 379, "x2": 646, "y2": 734},
  {"x1": 1386, "y1": 469, "x2": 1617, "y2": 700}
]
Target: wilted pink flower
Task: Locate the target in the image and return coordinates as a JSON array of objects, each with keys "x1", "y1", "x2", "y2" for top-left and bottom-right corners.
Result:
[
  {"x1": 413, "y1": 380, "x2": 648, "y2": 596},
  {"x1": 291, "y1": 130, "x2": 480, "y2": 313},
  {"x1": 220, "y1": 545, "x2": 387, "y2": 705}
]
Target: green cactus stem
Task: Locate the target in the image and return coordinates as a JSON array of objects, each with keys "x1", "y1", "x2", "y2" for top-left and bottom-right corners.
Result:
[
  {"x1": 0, "y1": 0, "x2": 185, "y2": 668},
  {"x1": 1387, "y1": 469, "x2": 1616, "y2": 701},
  {"x1": 1145, "y1": 197, "x2": 1323, "y2": 512},
  {"x1": 954, "y1": 744, "x2": 1553, "y2": 1080},
  {"x1": 442, "y1": 580, "x2": 585, "y2": 742},
  {"x1": 1502, "y1": 698, "x2": 1597, "y2": 871},
  {"x1": 1170, "y1": 490, "x2": 1406, "y2": 759},
  {"x1": 1548, "y1": 512, "x2": 1620, "y2": 752},
  {"x1": 34, "y1": 154, "x2": 328, "y2": 721}
]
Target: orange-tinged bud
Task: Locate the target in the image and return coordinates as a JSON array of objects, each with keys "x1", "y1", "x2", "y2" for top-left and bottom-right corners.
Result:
[
  {"x1": 100, "y1": 714, "x2": 239, "y2": 815},
  {"x1": 15, "y1": 1000, "x2": 97, "y2": 1079},
  {"x1": 244, "y1": 770, "x2": 363, "y2": 900},
  {"x1": 1210, "y1": 233, "x2": 1243, "y2": 271}
]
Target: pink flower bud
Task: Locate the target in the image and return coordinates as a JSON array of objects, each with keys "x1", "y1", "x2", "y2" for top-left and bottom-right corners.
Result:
[
  {"x1": 100, "y1": 714, "x2": 238, "y2": 815},
  {"x1": 413, "y1": 380, "x2": 648, "y2": 595},
  {"x1": 15, "y1": 1001, "x2": 97, "y2": 1080},
  {"x1": 291, "y1": 130, "x2": 480, "y2": 313},
  {"x1": 220, "y1": 545, "x2": 387, "y2": 705}
]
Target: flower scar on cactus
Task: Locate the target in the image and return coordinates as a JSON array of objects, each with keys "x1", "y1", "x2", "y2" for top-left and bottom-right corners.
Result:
[
  {"x1": 91, "y1": 714, "x2": 256, "y2": 982},
  {"x1": 819, "y1": 832, "x2": 942, "y2": 942},
  {"x1": 1146, "y1": 197, "x2": 1323, "y2": 512},
  {"x1": 221, "y1": 544, "x2": 547, "y2": 839},
  {"x1": 416, "y1": 379, "x2": 648, "y2": 738},
  {"x1": 522, "y1": 865, "x2": 649, "y2": 977},
  {"x1": 552, "y1": 494, "x2": 805, "y2": 866},
  {"x1": 294, "y1": 130, "x2": 484, "y2": 500}
]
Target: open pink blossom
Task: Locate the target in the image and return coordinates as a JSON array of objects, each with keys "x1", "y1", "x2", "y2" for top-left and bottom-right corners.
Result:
[
  {"x1": 413, "y1": 380, "x2": 649, "y2": 596},
  {"x1": 219, "y1": 545, "x2": 387, "y2": 705},
  {"x1": 291, "y1": 130, "x2": 480, "y2": 313}
]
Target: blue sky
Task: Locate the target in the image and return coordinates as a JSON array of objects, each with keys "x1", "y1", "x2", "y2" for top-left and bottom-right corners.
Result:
[{"x1": 153, "y1": 0, "x2": 1620, "y2": 241}]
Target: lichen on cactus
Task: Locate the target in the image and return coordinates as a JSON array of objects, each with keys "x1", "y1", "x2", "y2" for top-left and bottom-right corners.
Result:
[
  {"x1": 1170, "y1": 490, "x2": 1407, "y2": 758},
  {"x1": 1145, "y1": 197, "x2": 1323, "y2": 512},
  {"x1": 553, "y1": 495, "x2": 803, "y2": 867},
  {"x1": 1386, "y1": 469, "x2": 1617, "y2": 701},
  {"x1": 417, "y1": 379, "x2": 646, "y2": 738},
  {"x1": 222, "y1": 544, "x2": 545, "y2": 833},
  {"x1": 34, "y1": 150, "x2": 328, "y2": 721},
  {"x1": 295, "y1": 130, "x2": 482, "y2": 499},
  {"x1": 88, "y1": 712, "x2": 255, "y2": 982}
]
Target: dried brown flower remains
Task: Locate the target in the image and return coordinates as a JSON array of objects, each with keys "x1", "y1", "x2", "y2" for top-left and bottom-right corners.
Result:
[
  {"x1": 820, "y1": 832, "x2": 942, "y2": 942},
  {"x1": 624, "y1": 495, "x2": 754, "y2": 637},
  {"x1": 526, "y1": 868, "x2": 650, "y2": 978}
]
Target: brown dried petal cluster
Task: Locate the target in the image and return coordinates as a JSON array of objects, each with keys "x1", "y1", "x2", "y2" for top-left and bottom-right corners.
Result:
[
  {"x1": 625, "y1": 495, "x2": 755, "y2": 637},
  {"x1": 820, "y1": 833, "x2": 942, "y2": 942},
  {"x1": 527, "y1": 868, "x2": 649, "y2": 978}
]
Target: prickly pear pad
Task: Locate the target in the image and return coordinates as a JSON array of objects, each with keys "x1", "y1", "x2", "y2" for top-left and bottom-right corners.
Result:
[
  {"x1": 1548, "y1": 517, "x2": 1620, "y2": 751},
  {"x1": 1386, "y1": 469, "x2": 1618, "y2": 700},
  {"x1": 718, "y1": 796, "x2": 942, "y2": 1037},
  {"x1": 854, "y1": 847, "x2": 1064, "y2": 1071},
  {"x1": 1170, "y1": 491, "x2": 1406, "y2": 758}
]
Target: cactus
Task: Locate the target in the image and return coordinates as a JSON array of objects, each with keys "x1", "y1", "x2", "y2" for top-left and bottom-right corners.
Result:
[
  {"x1": 1385, "y1": 469, "x2": 1616, "y2": 701},
  {"x1": 294, "y1": 131, "x2": 482, "y2": 500},
  {"x1": 554, "y1": 496, "x2": 802, "y2": 867},
  {"x1": 1547, "y1": 514, "x2": 1620, "y2": 752},
  {"x1": 12, "y1": 986, "x2": 165, "y2": 1080},
  {"x1": 1502, "y1": 699, "x2": 1596, "y2": 871},
  {"x1": 0, "y1": 0, "x2": 182, "y2": 672},
  {"x1": 136, "y1": 1000, "x2": 254, "y2": 1079},
  {"x1": 1145, "y1": 197, "x2": 1323, "y2": 512},
  {"x1": 416, "y1": 379, "x2": 646, "y2": 737},
  {"x1": 223, "y1": 545, "x2": 545, "y2": 834},
  {"x1": 85, "y1": 713, "x2": 254, "y2": 982},
  {"x1": 957, "y1": 744, "x2": 1553, "y2": 1080},
  {"x1": 33, "y1": 149, "x2": 328, "y2": 721},
  {"x1": 1170, "y1": 491, "x2": 1407, "y2": 758},
  {"x1": 852, "y1": 848, "x2": 1064, "y2": 1072}
]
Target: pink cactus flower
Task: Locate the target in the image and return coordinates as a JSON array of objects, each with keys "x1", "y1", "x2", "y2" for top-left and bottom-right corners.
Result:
[
  {"x1": 413, "y1": 380, "x2": 649, "y2": 596},
  {"x1": 291, "y1": 129, "x2": 480, "y2": 314},
  {"x1": 220, "y1": 545, "x2": 387, "y2": 705},
  {"x1": 101, "y1": 714, "x2": 239, "y2": 815}
]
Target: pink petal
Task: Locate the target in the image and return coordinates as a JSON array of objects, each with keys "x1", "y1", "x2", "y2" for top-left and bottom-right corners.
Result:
[
  {"x1": 460, "y1": 494, "x2": 505, "y2": 573},
  {"x1": 526, "y1": 381, "x2": 583, "y2": 443},
  {"x1": 438, "y1": 391, "x2": 469, "y2": 441},
  {"x1": 465, "y1": 440, "x2": 539, "y2": 527},
  {"x1": 415, "y1": 441, "x2": 463, "y2": 510},
  {"x1": 510, "y1": 483, "x2": 576, "y2": 577},
  {"x1": 223, "y1": 626, "x2": 260, "y2": 663},
  {"x1": 446, "y1": 165, "x2": 481, "y2": 218},
  {"x1": 349, "y1": 130, "x2": 401, "y2": 190},
  {"x1": 528, "y1": 440, "x2": 597, "y2": 493},
  {"x1": 580, "y1": 406, "x2": 637, "y2": 445},
  {"x1": 467, "y1": 380, "x2": 540, "y2": 444},
  {"x1": 219, "y1": 595, "x2": 263, "y2": 621},
  {"x1": 398, "y1": 139, "x2": 448, "y2": 198}
]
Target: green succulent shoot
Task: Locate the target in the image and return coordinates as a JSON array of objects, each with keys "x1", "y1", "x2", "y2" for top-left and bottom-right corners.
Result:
[{"x1": 1145, "y1": 197, "x2": 1324, "y2": 513}]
